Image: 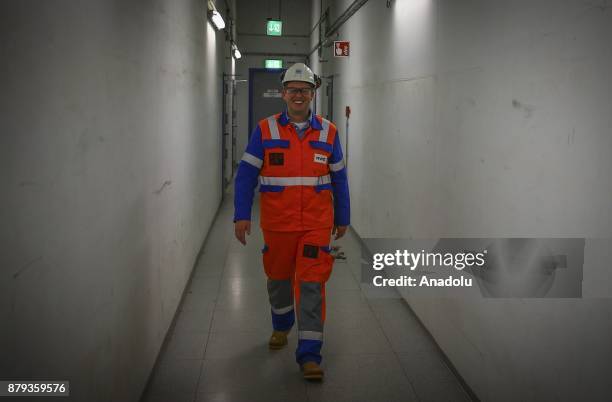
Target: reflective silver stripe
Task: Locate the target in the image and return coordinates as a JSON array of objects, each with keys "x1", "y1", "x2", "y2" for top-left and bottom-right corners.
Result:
[
  {"x1": 267, "y1": 116, "x2": 280, "y2": 139},
  {"x1": 329, "y1": 159, "x2": 345, "y2": 172},
  {"x1": 259, "y1": 175, "x2": 331, "y2": 186},
  {"x1": 319, "y1": 118, "x2": 330, "y2": 142},
  {"x1": 271, "y1": 305, "x2": 294, "y2": 315},
  {"x1": 299, "y1": 330, "x2": 323, "y2": 341},
  {"x1": 241, "y1": 152, "x2": 263, "y2": 169}
]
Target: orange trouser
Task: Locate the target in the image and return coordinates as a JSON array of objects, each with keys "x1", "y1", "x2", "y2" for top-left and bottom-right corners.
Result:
[{"x1": 262, "y1": 228, "x2": 334, "y2": 364}]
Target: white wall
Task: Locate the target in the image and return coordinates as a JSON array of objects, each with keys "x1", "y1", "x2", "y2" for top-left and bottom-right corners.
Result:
[
  {"x1": 313, "y1": 0, "x2": 612, "y2": 400},
  {"x1": 0, "y1": 1, "x2": 227, "y2": 400}
]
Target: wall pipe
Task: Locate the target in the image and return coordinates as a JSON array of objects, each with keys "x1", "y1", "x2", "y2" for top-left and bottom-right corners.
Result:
[
  {"x1": 243, "y1": 51, "x2": 308, "y2": 58},
  {"x1": 308, "y1": 0, "x2": 370, "y2": 56}
]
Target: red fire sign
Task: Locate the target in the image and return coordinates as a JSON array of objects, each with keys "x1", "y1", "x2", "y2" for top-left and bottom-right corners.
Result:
[{"x1": 334, "y1": 41, "x2": 350, "y2": 57}]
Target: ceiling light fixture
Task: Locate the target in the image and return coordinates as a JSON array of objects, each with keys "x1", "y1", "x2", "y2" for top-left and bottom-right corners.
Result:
[
  {"x1": 209, "y1": 10, "x2": 225, "y2": 30},
  {"x1": 232, "y1": 43, "x2": 242, "y2": 59}
]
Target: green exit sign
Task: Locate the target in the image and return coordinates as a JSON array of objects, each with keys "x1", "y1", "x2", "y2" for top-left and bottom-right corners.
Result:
[
  {"x1": 267, "y1": 20, "x2": 282, "y2": 36},
  {"x1": 265, "y1": 59, "x2": 283, "y2": 69}
]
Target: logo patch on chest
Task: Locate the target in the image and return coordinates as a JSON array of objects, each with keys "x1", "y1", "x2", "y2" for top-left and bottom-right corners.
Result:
[
  {"x1": 269, "y1": 153, "x2": 284, "y2": 166},
  {"x1": 314, "y1": 153, "x2": 328, "y2": 164}
]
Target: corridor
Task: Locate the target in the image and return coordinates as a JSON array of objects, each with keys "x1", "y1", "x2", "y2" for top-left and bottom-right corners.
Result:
[
  {"x1": 3, "y1": 0, "x2": 612, "y2": 401},
  {"x1": 141, "y1": 194, "x2": 470, "y2": 402}
]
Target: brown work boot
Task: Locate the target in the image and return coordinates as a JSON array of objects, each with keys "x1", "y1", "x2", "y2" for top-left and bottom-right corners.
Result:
[
  {"x1": 268, "y1": 330, "x2": 290, "y2": 350},
  {"x1": 301, "y1": 361, "x2": 324, "y2": 380}
]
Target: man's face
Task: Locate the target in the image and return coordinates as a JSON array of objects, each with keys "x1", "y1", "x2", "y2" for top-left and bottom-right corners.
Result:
[{"x1": 282, "y1": 81, "x2": 314, "y2": 116}]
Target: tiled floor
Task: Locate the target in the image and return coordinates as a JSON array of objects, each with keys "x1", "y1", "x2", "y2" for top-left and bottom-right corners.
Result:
[{"x1": 141, "y1": 195, "x2": 472, "y2": 402}]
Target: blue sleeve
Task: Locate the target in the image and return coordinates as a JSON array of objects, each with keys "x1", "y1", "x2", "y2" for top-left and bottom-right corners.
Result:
[
  {"x1": 234, "y1": 126, "x2": 264, "y2": 222},
  {"x1": 329, "y1": 133, "x2": 350, "y2": 226}
]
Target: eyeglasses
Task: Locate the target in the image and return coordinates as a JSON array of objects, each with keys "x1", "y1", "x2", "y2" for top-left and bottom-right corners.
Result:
[{"x1": 285, "y1": 87, "x2": 314, "y2": 96}]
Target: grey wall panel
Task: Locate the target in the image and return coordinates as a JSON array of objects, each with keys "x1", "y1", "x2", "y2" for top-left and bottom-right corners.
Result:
[
  {"x1": 0, "y1": 0, "x2": 224, "y2": 400},
  {"x1": 312, "y1": 0, "x2": 612, "y2": 400}
]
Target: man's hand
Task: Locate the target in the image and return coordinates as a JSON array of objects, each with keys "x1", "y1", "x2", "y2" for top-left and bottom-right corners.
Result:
[
  {"x1": 332, "y1": 225, "x2": 348, "y2": 240},
  {"x1": 235, "y1": 220, "x2": 251, "y2": 245}
]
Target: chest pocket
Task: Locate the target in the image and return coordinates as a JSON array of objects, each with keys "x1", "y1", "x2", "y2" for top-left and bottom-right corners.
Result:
[
  {"x1": 269, "y1": 153, "x2": 284, "y2": 166},
  {"x1": 263, "y1": 139, "x2": 290, "y2": 169}
]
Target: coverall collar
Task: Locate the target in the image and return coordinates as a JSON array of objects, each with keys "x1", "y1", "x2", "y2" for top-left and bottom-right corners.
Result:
[{"x1": 279, "y1": 110, "x2": 323, "y2": 131}]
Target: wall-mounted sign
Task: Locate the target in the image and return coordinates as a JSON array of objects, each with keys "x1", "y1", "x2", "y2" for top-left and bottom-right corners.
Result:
[
  {"x1": 267, "y1": 20, "x2": 282, "y2": 36},
  {"x1": 263, "y1": 89, "x2": 282, "y2": 98},
  {"x1": 265, "y1": 59, "x2": 283, "y2": 69},
  {"x1": 334, "y1": 41, "x2": 350, "y2": 57}
]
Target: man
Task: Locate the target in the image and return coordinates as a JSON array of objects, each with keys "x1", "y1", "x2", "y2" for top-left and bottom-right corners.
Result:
[{"x1": 233, "y1": 63, "x2": 350, "y2": 380}]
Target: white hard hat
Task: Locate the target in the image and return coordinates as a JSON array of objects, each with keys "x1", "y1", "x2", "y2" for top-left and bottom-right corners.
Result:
[{"x1": 281, "y1": 63, "x2": 321, "y2": 88}]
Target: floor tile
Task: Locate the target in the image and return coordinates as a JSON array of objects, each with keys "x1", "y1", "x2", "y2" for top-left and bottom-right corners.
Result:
[
  {"x1": 397, "y1": 351, "x2": 471, "y2": 402},
  {"x1": 324, "y1": 320, "x2": 394, "y2": 356},
  {"x1": 198, "y1": 354, "x2": 303, "y2": 395},
  {"x1": 143, "y1": 391, "x2": 195, "y2": 402},
  {"x1": 173, "y1": 309, "x2": 214, "y2": 334},
  {"x1": 325, "y1": 289, "x2": 376, "y2": 313},
  {"x1": 203, "y1": 329, "x2": 275, "y2": 360},
  {"x1": 162, "y1": 330, "x2": 209, "y2": 360},
  {"x1": 146, "y1": 358, "x2": 203, "y2": 396},
  {"x1": 188, "y1": 275, "x2": 222, "y2": 293},
  {"x1": 210, "y1": 306, "x2": 272, "y2": 332},
  {"x1": 214, "y1": 287, "x2": 270, "y2": 311},
  {"x1": 181, "y1": 290, "x2": 218, "y2": 313},
  {"x1": 195, "y1": 387, "x2": 307, "y2": 402}
]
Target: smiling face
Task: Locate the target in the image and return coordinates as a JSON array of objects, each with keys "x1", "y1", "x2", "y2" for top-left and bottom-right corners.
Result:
[{"x1": 282, "y1": 81, "x2": 315, "y2": 121}]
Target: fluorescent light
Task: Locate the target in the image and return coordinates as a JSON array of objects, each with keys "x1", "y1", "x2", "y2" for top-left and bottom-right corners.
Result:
[{"x1": 210, "y1": 10, "x2": 225, "y2": 30}]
